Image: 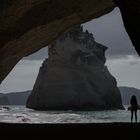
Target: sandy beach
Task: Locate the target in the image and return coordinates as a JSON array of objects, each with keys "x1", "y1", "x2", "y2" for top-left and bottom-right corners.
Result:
[{"x1": 0, "y1": 122, "x2": 139, "y2": 136}]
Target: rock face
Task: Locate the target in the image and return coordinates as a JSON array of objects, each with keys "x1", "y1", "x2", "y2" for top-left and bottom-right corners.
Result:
[
  {"x1": 0, "y1": 0, "x2": 115, "y2": 83},
  {"x1": 114, "y1": 0, "x2": 140, "y2": 56},
  {"x1": 0, "y1": 0, "x2": 140, "y2": 84},
  {"x1": 27, "y1": 26, "x2": 123, "y2": 110}
]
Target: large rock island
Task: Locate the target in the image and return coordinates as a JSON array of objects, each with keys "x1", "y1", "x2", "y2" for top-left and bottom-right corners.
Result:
[{"x1": 26, "y1": 26, "x2": 123, "y2": 110}]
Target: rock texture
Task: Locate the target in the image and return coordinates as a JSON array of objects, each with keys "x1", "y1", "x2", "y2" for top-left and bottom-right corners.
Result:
[
  {"x1": 0, "y1": 0, "x2": 140, "y2": 86},
  {"x1": 114, "y1": 0, "x2": 140, "y2": 56},
  {"x1": 0, "y1": 0, "x2": 115, "y2": 83},
  {"x1": 27, "y1": 26, "x2": 123, "y2": 110}
]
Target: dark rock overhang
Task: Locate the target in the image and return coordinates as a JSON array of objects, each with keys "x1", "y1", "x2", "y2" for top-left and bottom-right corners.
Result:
[
  {"x1": 0, "y1": 0, "x2": 139, "y2": 83},
  {"x1": 114, "y1": 0, "x2": 140, "y2": 56}
]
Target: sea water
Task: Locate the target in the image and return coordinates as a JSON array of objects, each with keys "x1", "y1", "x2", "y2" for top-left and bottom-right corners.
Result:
[{"x1": 0, "y1": 105, "x2": 138, "y2": 123}]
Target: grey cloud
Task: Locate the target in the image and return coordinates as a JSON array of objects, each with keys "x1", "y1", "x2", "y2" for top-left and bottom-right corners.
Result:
[
  {"x1": 106, "y1": 58, "x2": 140, "y2": 89},
  {"x1": 24, "y1": 8, "x2": 138, "y2": 61},
  {"x1": 0, "y1": 60, "x2": 42, "y2": 93},
  {"x1": 129, "y1": 61, "x2": 139, "y2": 65},
  {"x1": 83, "y1": 8, "x2": 138, "y2": 59},
  {"x1": 23, "y1": 47, "x2": 48, "y2": 60}
]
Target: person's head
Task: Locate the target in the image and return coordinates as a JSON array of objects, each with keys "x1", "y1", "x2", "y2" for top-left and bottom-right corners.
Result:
[
  {"x1": 131, "y1": 95, "x2": 137, "y2": 99},
  {"x1": 130, "y1": 95, "x2": 137, "y2": 105}
]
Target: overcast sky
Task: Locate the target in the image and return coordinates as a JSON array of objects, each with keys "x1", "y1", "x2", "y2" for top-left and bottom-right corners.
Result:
[{"x1": 0, "y1": 8, "x2": 140, "y2": 93}]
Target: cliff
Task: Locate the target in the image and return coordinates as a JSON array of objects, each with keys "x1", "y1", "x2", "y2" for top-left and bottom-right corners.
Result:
[
  {"x1": 0, "y1": 91, "x2": 30, "y2": 105},
  {"x1": 6, "y1": 91, "x2": 30, "y2": 105},
  {"x1": 27, "y1": 25, "x2": 123, "y2": 110}
]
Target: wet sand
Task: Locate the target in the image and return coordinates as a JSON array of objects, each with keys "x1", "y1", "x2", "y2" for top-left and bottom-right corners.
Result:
[{"x1": 0, "y1": 122, "x2": 139, "y2": 136}]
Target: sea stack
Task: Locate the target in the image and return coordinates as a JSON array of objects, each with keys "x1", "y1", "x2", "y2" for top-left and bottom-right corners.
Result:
[{"x1": 26, "y1": 25, "x2": 123, "y2": 110}]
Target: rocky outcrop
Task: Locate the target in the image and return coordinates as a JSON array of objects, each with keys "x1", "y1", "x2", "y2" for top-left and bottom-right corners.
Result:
[
  {"x1": 27, "y1": 26, "x2": 123, "y2": 110},
  {"x1": 0, "y1": 0, "x2": 140, "y2": 84},
  {"x1": 114, "y1": 0, "x2": 140, "y2": 56},
  {"x1": 0, "y1": 0, "x2": 115, "y2": 83}
]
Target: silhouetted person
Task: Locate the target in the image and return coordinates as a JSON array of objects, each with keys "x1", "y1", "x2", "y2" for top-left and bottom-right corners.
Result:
[{"x1": 130, "y1": 95, "x2": 138, "y2": 122}]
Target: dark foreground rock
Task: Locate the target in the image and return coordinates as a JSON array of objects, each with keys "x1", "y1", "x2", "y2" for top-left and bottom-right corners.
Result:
[
  {"x1": 27, "y1": 26, "x2": 123, "y2": 110},
  {"x1": 0, "y1": 0, "x2": 115, "y2": 84},
  {"x1": 114, "y1": 0, "x2": 140, "y2": 56},
  {"x1": 0, "y1": 0, "x2": 140, "y2": 86},
  {"x1": 0, "y1": 122, "x2": 140, "y2": 137}
]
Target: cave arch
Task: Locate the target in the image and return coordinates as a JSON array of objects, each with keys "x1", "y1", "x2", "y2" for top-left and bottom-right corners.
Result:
[{"x1": 0, "y1": 0, "x2": 140, "y2": 84}]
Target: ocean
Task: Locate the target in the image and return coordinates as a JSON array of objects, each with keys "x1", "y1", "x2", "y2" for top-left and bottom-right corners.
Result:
[{"x1": 0, "y1": 105, "x2": 139, "y2": 123}]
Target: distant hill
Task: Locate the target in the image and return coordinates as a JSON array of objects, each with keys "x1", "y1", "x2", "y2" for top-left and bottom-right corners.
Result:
[
  {"x1": 0, "y1": 95, "x2": 10, "y2": 105},
  {"x1": 119, "y1": 87, "x2": 140, "y2": 105},
  {"x1": 1, "y1": 87, "x2": 140, "y2": 106},
  {"x1": 6, "y1": 91, "x2": 31, "y2": 105},
  {"x1": 0, "y1": 91, "x2": 31, "y2": 105}
]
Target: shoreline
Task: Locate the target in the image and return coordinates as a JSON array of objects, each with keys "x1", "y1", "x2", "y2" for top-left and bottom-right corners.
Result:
[{"x1": 0, "y1": 122, "x2": 139, "y2": 134}]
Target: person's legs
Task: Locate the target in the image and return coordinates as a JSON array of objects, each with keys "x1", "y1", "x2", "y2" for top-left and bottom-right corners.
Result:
[
  {"x1": 131, "y1": 110, "x2": 133, "y2": 122},
  {"x1": 135, "y1": 110, "x2": 137, "y2": 122}
]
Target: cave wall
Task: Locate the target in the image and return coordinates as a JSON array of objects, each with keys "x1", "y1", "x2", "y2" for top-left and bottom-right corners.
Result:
[
  {"x1": 0, "y1": 0, "x2": 140, "y2": 83},
  {"x1": 114, "y1": 0, "x2": 140, "y2": 56},
  {"x1": 0, "y1": 0, "x2": 115, "y2": 83}
]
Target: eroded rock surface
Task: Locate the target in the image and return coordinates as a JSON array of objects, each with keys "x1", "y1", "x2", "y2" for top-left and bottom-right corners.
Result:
[
  {"x1": 0, "y1": 0, "x2": 115, "y2": 83},
  {"x1": 0, "y1": 0, "x2": 140, "y2": 85},
  {"x1": 114, "y1": 0, "x2": 140, "y2": 56},
  {"x1": 27, "y1": 26, "x2": 123, "y2": 110}
]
